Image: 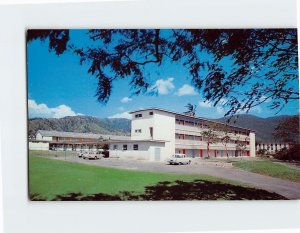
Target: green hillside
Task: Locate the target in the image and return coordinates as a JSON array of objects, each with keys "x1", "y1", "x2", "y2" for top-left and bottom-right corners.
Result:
[
  {"x1": 217, "y1": 114, "x2": 296, "y2": 142},
  {"x1": 28, "y1": 116, "x2": 131, "y2": 137}
]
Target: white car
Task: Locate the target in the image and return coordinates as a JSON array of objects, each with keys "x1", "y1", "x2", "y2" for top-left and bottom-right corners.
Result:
[
  {"x1": 166, "y1": 154, "x2": 191, "y2": 165},
  {"x1": 83, "y1": 152, "x2": 100, "y2": 160}
]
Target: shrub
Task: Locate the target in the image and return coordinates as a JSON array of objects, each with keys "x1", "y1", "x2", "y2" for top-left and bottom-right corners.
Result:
[
  {"x1": 257, "y1": 149, "x2": 267, "y2": 157},
  {"x1": 274, "y1": 144, "x2": 300, "y2": 161}
]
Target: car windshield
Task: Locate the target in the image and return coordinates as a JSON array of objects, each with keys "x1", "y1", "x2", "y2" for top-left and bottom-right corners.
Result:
[{"x1": 174, "y1": 154, "x2": 183, "y2": 158}]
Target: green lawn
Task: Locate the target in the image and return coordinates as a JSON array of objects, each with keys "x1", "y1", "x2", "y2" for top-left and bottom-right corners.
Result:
[
  {"x1": 233, "y1": 160, "x2": 300, "y2": 182},
  {"x1": 29, "y1": 155, "x2": 286, "y2": 200}
]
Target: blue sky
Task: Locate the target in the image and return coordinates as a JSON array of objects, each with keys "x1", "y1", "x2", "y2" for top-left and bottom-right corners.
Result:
[{"x1": 27, "y1": 30, "x2": 299, "y2": 120}]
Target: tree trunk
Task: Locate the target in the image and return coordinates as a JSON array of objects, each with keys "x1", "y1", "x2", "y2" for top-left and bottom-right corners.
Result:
[
  {"x1": 207, "y1": 143, "x2": 210, "y2": 158},
  {"x1": 225, "y1": 145, "x2": 229, "y2": 158}
]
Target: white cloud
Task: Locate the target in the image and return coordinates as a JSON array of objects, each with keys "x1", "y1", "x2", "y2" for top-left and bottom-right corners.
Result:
[
  {"x1": 199, "y1": 99, "x2": 213, "y2": 108},
  {"x1": 150, "y1": 77, "x2": 175, "y2": 95},
  {"x1": 28, "y1": 99, "x2": 82, "y2": 118},
  {"x1": 176, "y1": 84, "x2": 197, "y2": 96},
  {"x1": 198, "y1": 98, "x2": 228, "y2": 117},
  {"x1": 108, "y1": 111, "x2": 132, "y2": 119},
  {"x1": 120, "y1": 97, "x2": 132, "y2": 103}
]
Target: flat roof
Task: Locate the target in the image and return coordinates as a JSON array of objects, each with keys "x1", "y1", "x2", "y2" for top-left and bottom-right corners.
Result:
[
  {"x1": 37, "y1": 130, "x2": 130, "y2": 140},
  {"x1": 129, "y1": 108, "x2": 255, "y2": 132}
]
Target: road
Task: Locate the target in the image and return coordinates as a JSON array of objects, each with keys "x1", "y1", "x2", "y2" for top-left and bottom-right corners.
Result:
[{"x1": 50, "y1": 155, "x2": 300, "y2": 199}]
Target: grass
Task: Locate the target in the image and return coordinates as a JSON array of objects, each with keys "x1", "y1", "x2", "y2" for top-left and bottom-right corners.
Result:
[
  {"x1": 29, "y1": 154, "x2": 286, "y2": 200},
  {"x1": 233, "y1": 160, "x2": 300, "y2": 182}
]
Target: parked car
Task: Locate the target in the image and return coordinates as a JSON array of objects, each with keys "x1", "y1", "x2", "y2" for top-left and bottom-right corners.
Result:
[
  {"x1": 166, "y1": 154, "x2": 191, "y2": 165},
  {"x1": 77, "y1": 151, "x2": 86, "y2": 158},
  {"x1": 83, "y1": 152, "x2": 100, "y2": 160}
]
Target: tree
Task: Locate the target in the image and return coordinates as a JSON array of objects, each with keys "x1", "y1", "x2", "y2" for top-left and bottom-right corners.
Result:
[
  {"x1": 220, "y1": 125, "x2": 231, "y2": 158},
  {"x1": 184, "y1": 103, "x2": 197, "y2": 116},
  {"x1": 273, "y1": 116, "x2": 300, "y2": 144},
  {"x1": 235, "y1": 136, "x2": 248, "y2": 157},
  {"x1": 200, "y1": 122, "x2": 220, "y2": 158},
  {"x1": 27, "y1": 29, "x2": 298, "y2": 115}
]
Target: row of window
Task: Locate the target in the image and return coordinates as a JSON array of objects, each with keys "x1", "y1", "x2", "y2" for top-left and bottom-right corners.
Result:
[
  {"x1": 175, "y1": 134, "x2": 250, "y2": 144},
  {"x1": 175, "y1": 119, "x2": 249, "y2": 136},
  {"x1": 135, "y1": 111, "x2": 153, "y2": 118},
  {"x1": 113, "y1": 144, "x2": 139, "y2": 150},
  {"x1": 256, "y1": 144, "x2": 288, "y2": 150}
]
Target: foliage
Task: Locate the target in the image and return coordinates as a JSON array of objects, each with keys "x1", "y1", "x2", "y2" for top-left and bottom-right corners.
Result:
[
  {"x1": 220, "y1": 124, "x2": 231, "y2": 157},
  {"x1": 233, "y1": 160, "x2": 300, "y2": 182},
  {"x1": 273, "y1": 145, "x2": 300, "y2": 161},
  {"x1": 273, "y1": 115, "x2": 300, "y2": 144},
  {"x1": 235, "y1": 135, "x2": 249, "y2": 156},
  {"x1": 101, "y1": 144, "x2": 109, "y2": 151},
  {"x1": 200, "y1": 122, "x2": 221, "y2": 157},
  {"x1": 183, "y1": 103, "x2": 197, "y2": 116},
  {"x1": 256, "y1": 149, "x2": 267, "y2": 157},
  {"x1": 27, "y1": 29, "x2": 69, "y2": 55},
  {"x1": 27, "y1": 29, "x2": 298, "y2": 115}
]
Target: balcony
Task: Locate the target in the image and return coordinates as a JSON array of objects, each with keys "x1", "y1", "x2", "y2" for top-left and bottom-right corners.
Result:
[
  {"x1": 175, "y1": 124, "x2": 204, "y2": 134},
  {"x1": 175, "y1": 139, "x2": 250, "y2": 150}
]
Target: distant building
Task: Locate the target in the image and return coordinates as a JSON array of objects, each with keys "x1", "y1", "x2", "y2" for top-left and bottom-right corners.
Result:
[{"x1": 256, "y1": 142, "x2": 289, "y2": 154}]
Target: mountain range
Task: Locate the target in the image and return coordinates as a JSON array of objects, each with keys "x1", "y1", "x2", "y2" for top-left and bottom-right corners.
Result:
[
  {"x1": 28, "y1": 116, "x2": 131, "y2": 137},
  {"x1": 28, "y1": 114, "x2": 296, "y2": 142},
  {"x1": 216, "y1": 114, "x2": 295, "y2": 142}
]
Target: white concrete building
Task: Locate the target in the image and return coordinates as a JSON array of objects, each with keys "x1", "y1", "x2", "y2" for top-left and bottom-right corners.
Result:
[
  {"x1": 109, "y1": 108, "x2": 256, "y2": 161},
  {"x1": 256, "y1": 142, "x2": 289, "y2": 154}
]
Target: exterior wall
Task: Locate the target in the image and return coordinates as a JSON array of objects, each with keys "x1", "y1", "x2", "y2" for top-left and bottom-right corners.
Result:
[
  {"x1": 131, "y1": 111, "x2": 155, "y2": 140},
  {"x1": 175, "y1": 117, "x2": 253, "y2": 157},
  {"x1": 29, "y1": 141, "x2": 49, "y2": 150},
  {"x1": 36, "y1": 133, "x2": 52, "y2": 141},
  {"x1": 153, "y1": 110, "x2": 175, "y2": 160},
  {"x1": 130, "y1": 110, "x2": 175, "y2": 160},
  {"x1": 249, "y1": 132, "x2": 255, "y2": 157},
  {"x1": 109, "y1": 141, "x2": 165, "y2": 161}
]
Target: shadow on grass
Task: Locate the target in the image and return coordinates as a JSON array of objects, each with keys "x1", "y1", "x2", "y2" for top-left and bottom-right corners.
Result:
[{"x1": 30, "y1": 179, "x2": 287, "y2": 201}]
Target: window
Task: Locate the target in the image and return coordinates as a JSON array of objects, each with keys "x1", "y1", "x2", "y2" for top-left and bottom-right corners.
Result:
[
  {"x1": 135, "y1": 113, "x2": 142, "y2": 118},
  {"x1": 149, "y1": 112, "x2": 153, "y2": 115},
  {"x1": 133, "y1": 144, "x2": 138, "y2": 150},
  {"x1": 123, "y1": 145, "x2": 127, "y2": 150},
  {"x1": 135, "y1": 129, "x2": 142, "y2": 133},
  {"x1": 113, "y1": 145, "x2": 118, "y2": 150}
]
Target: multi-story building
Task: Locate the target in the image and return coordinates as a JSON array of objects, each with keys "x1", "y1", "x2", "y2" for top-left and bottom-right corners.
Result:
[{"x1": 109, "y1": 108, "x2": 256, "y2": 161}]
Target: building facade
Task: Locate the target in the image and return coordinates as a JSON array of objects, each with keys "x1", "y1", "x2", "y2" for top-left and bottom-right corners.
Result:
[
  {"x1": 30, "y1": 130, "x2": 130, "y2": 151},
  {"x1": 109, "y1": 108, "x2": 256, "y2": 161},
  {"x1": 256, "y1": 142, "x2": 289, "y2": 154}
]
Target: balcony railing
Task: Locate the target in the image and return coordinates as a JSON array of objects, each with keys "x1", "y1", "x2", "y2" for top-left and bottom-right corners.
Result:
[
  {"x1": 175, "y1": 139, "x2": 250, "y2": 150},
  {"x1": 175, "y1": 124, "x2": 250, "y2": 141}
]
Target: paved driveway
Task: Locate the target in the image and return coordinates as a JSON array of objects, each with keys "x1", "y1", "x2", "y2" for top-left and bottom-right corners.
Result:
[{"x1": 52, "y1": 156, "x2": 300, "y2": 199}]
